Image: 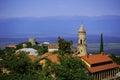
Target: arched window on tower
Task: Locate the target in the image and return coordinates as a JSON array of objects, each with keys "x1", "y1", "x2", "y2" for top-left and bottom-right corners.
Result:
[{"x1": 80, "y1": 40, "x2": 82, "y2": 44}]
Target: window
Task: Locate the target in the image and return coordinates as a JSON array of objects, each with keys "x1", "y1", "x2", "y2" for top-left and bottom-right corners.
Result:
[{"x1": 80, "y1": 40, "x2": 82, "y2": 44}]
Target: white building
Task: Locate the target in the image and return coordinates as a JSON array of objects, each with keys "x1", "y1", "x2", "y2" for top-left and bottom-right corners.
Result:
[
  {"x1": 48, "y1": 44, "x2": 59, "y2": 52},
  {"x1": 16, "y1": 48, "x2": 38, "y2": 56}
]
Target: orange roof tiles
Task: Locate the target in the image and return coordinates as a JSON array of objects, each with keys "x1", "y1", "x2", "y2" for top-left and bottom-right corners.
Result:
[
  {"x1": 41, "y1": 52, "x2": 60, "y2": 64},
  {"x1": 6, "y1": 45, "x2": 16, "y2": 48},
  {"x1": 81, "y1": 54, "x2": 112, "y2": 65},
  {"x1": 80, "y1": 53, "x2": 119, "y2": 73},
  {"x1": 47, "y1": 54, "x2": 59, "y2": 64},
  {"x1": 88, "y1": 63, "x2": 118, "y2": 73}
]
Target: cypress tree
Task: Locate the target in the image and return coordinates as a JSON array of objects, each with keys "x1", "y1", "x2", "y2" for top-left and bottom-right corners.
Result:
[{"x1": 100, "y1": 33, "x2": 104, "y2": 52}]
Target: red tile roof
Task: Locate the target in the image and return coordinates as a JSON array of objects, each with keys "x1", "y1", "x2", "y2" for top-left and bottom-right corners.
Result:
[
  {"x1": 47, "y1": 54, "x2": 59, "y2": 64},
  {"x1": 88, "y1": 63, "x2": 118, "y2": 73},
  {"x1": 41, "y1": 52, "x2": 60, "y2": 64},
  {"x1": 81, "y1": 54, "x2": 112, "y2": 65}
]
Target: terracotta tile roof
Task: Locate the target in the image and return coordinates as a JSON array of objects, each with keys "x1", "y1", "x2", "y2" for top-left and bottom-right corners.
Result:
[
  {"x1": 6, "y1": 45, "x2": 16, "y2": 48},
  {"x1": 81, "y1": 54, "x2": 112, "y2": 65},
  {"x1": 48, "y1": 44, "x2": 59, "y2": 49},
  {"x1": 47, "y1": 54, "x2": 59, "y2": 64},
  {"x1": 88, "y1": 63, "x2": 118, "y2": 73},
  {"x1": 41, "y1": 52, "x2": 60, "y2": 64}
]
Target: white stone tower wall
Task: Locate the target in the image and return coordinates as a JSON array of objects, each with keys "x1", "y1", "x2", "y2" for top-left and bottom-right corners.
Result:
[{"x1": 77, "y1": 25, "x2": 87, "y2": 56}]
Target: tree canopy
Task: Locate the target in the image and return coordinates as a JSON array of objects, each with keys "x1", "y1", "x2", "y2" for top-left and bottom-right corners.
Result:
[
  {"x1": 0, "y1": 37, "x2": 94, "y2": 80},
  {"x1": 58, "y1": 37, "x2": 73, "y2": 55},
  {"x1": 109, "y1": 53, "x2": 120, "y2": 65},
  {"x1": 0, "y1": 51, "x2": 43, "y2": 80},
  {"x1": 49, "y1": 55, "x2": 92, "y2": 80},
  {"x1": 100, "y1": 33, "x2": 104, "y2": 52}
]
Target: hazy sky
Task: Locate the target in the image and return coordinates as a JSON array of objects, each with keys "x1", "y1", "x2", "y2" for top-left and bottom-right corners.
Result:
[
  {"x1": 0, "y1": 0, "x2": 120, "y2": 18},
  {"x1": 0, "y1": 0, "x2": 120, "y2": 37}
]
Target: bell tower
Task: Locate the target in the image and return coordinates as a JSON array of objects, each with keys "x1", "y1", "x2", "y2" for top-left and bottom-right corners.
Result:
[{"x1": 77, "y1": 24, "x2": 87, "y2": 56}]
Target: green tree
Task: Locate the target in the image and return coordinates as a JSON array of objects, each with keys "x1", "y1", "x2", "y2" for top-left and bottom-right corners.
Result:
[
  {"x1": 109, "y1": 53, "x2": 120, "y2": 64},
  {"x1": 16, "y1": 43, "x2": 23, "y2": 50},
  {"x1": 33, "y1": 45, "x2": 48, "y2": 55},
  {"x1": 58, "y1": 37, "x2": 73, "y2": 55},
  {"x1": 0, "y1": 51, "x2": 43, "y2": 80},
  {"x1": 5, "y1": 47, "x2": 15, "y2": 54},
  {"x1": 50, "y1": 56, "x2": 92, "y2": 80},
  {"x1": 16, "y1": 42, "x2": 32, "y2": 50},
  {"x1": 26, "y1": 42, "x2": 32, "y2": 48},
  {"x1": 1, "y1": 52, "x2": 33, "y2": 74},
  {"x1": 100, "y1": 33, "x2": 104, "y2": 52},
  {"x1": 0, "y1": 48, "x2": 5, "y2": 58}
]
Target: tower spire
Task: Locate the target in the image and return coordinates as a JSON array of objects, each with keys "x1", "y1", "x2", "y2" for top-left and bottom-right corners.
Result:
[{"x1": 77, "y1": 24, "x2": 87, "y2": 56}]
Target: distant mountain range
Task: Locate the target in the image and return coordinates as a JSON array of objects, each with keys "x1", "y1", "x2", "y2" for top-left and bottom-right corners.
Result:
[{"x1": 0, "y1": 15, "x2": 120, "y2": 38}]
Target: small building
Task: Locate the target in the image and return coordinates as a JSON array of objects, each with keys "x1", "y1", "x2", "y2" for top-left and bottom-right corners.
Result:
[
  {"x1": 15, "y1": 50, "x2": 37, "y2": 62},
  {"x1": 16, "y1": 48, "x2": 38, "y2": 56},
  {"x1": 48, "y1": 44, "x2": 59, "y2": 52},
  {"x1": 6, "y1": 45, "x2": 16, "y2": 49},
  {"x1": 43, "y1": 42, "x2": 50, "y2": 45},
  {"x1": 22, "y1": 43, "x2": 27, "y2": 48},
  {"x1": 80, "y1": 53, "x2": 119, "y2": 80}
]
